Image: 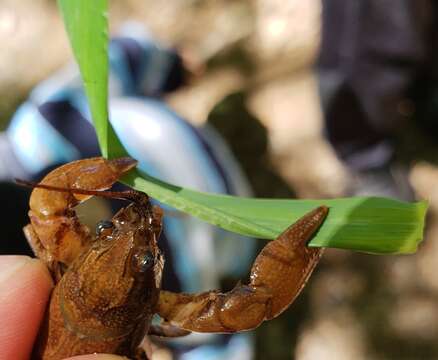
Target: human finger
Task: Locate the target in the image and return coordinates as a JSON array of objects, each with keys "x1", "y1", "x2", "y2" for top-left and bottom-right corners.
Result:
[{"x1": 0, "y1": 255, "x2": 53, "y2": 360}]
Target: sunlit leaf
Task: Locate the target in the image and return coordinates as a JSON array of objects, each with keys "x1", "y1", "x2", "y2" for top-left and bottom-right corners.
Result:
[
  {"x1": 57, "y1": 0, "x2": 126, "y2": 158},
  {"x1": 123, "y1": 170, "x2": 427, "y2": 254},
  {"x1": 57, "y1": 0, "x2": 428, "y2": 254}
]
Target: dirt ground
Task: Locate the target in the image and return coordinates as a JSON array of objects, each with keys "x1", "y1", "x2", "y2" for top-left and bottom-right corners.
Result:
[{"x1": 2, "y1": 1, "x2": 438, "y2": 359}]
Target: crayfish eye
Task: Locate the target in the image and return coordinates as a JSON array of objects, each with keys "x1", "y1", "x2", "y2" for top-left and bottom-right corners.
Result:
[
  {"x1": 96, "y1": 220, "x2": 114, "y2": 236},
  {"x1": 132, "y1": 251, "x2": 155, "y2": 273}
]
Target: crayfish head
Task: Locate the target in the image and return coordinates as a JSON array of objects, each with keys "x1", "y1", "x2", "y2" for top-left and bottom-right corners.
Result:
[
  {"x1": 59, "y1": 192, "x2": 164, "y2": 338},
  {"x1": 87, "y1": 196, "x2": 164, "y2": 299},
  {"x1": 109, "y1": 200, "x2": 163, "y2": 287}
]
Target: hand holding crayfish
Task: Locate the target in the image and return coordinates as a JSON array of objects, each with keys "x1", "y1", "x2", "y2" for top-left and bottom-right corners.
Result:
[
  {"x1": 16, "y1": 157, "x2": 328, "y2": 359},
  {"x1": 0, "y1": 255, "x2": 124, "y2": 360}
]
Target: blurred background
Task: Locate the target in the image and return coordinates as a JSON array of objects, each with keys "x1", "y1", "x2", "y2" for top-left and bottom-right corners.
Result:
[{"x1": 1, "y1": 0, "x2": 438, "y2": 359}]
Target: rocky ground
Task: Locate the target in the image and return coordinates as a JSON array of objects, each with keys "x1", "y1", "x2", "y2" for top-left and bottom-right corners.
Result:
[{"x1": 2, "y1": 1, "x2": 438, "y2": 359}]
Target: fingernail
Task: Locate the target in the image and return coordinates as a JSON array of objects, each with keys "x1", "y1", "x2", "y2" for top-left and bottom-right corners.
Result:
[{"x1": 0, "y1": 256, "x2": 31, "y2": 285}]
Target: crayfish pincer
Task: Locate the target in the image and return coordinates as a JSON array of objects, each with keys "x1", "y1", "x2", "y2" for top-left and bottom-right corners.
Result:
[{"x1": 20, "y1": 157, "x2": 328, "y2": 359}]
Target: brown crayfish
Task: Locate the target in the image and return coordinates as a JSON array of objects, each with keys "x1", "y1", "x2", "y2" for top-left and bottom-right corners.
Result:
[{"x1": 20, "y1": 157, "x2": 328, "y2": 359}]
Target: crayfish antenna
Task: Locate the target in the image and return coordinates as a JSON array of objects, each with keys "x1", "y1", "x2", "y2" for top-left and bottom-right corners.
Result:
[{"x1": 15, "y1": 178, "x2": 148, "y2": 203}]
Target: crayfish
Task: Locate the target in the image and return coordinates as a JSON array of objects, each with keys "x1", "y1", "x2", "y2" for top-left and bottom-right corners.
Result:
[{"x1": 20, "y1": 157, "x2": 328, "y2": 359}]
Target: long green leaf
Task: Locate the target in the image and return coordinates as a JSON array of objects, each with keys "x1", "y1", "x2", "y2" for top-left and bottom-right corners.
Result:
[
  {"x1": 57, "y1": 0, "x2": 126, "y2": 158},
  {"x1": 57, "y1": 0, "x2": 428, "y2": 254},
  {"x1": 123, "y1": 170, "x2": 427, "y2": 254}
]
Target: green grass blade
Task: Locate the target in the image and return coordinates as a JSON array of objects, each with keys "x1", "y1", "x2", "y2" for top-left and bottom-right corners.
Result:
[
  {"x1": 57, "y1": 1, "x2": 428, "y2": 255},
  {"x1": 57, "y1": 0, "x2": 127, "y2": 158},
  {"x1": 123, "y1": 170, "x2": 427, "y2": 254}
]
